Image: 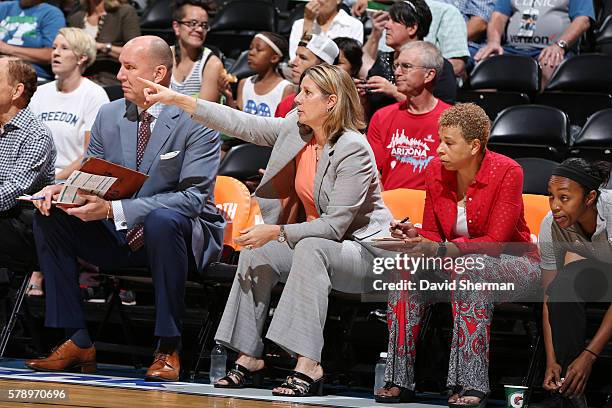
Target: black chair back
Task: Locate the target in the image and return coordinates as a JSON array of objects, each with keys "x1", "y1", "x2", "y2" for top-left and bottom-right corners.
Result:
[
  {"x1": 210, "y1": 0, "x2": 277, "y2": 32},
  {"x1": 545, "y1": 54, "x2": 612, "y2": 93},
  {"x1": 489, "y1": 105, "x2": 570, "y2": 161},
  {"x1": 469, "y1": 55, "x2": 540, "y2": 92},
  {"x1": 218, "y1": 143, "x2": 273, "y2": 181},
  {"x1": 569, "y1": 108, "x2": 612, "y2": 161},
  {"x1": 515, "y1": 157, "x2": 559, "y2": 195},
  {"x1": 228, "y1": 49, "x2": 256, "y2": 80},
  {"x1": 140, "y1": 0, "x2": 172, "y2": 28}
]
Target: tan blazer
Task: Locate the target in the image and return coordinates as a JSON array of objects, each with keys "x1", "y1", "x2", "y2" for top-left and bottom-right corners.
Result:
[{"x1": 193, "y1": 100, "x2": 393, "y2": 248}]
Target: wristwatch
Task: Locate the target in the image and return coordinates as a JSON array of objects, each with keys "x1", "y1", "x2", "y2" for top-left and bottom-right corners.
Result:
[
  {"x1": 277, "y1": 225, "x2": 286, "y2": 243},
  {"x1": 435, "y1": 241, "x2": 447, "y2": 257},
  {"x1": 556, "y1": 40, "x2": 568, "y2": 51},
  {"x1": 104, "y1": 43, "x2": 112, "y2": 54}
]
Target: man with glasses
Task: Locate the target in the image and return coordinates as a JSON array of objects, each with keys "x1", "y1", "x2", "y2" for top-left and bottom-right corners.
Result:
[{"x1": 367, "y1": 41, "x2": 450, "y2": 191}]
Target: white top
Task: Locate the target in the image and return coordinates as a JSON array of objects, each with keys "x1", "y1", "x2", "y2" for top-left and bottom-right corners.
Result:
[
  {"x1": 83, "y1": 20, "x2": 98, "y2": 38},
  {"x1": 289, "y1": 9, "x2": 364, "y2": 59},
  {"x1": 29, "y1": 78, "x2": 109, "y2": 175},
  {"x1": 241, "y1": 75, "x2": 291, "y2": 117},
  {"x1": 170, "y1": 47, "x2": 213, "y2": 96},
  {"x1": 454, "y1": 205, "x2": 470, "y2": 238}
]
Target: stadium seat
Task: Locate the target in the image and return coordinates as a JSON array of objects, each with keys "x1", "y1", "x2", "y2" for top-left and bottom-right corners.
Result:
[
  {"x1": 522, "y1": 193, "x2": 550, "y2": 241},
  {"x1": 139, "y1": 0, "x2": 173, "y2": 45},
  {"x1": 488, "y1": 105, "x2": 570, "y2": 161},
  {"x1": 102, "y1": 84, "x2": 123, "y2": 102},
  {"x1": 546, "y1": 54, "x2": 612, "y2": 92},
  {"x1": 213, "y1": 175, "x2": 252, "y2": 251},
  {"x1": 207, "y1": 0, "x2": 278, "y2": 59},
  {"x1": 537, "y1": 55, "x2": 612, "y2": 126},
  {"x1": 515, "y1": 157, "x2": 558, "y2": 195},
  {"x1": 568, "y1": 108, "x2": 612, "y2": 161},
  {"x1": 218, "y1": 143, "x2": 273, "y2": 182},
  {"x1": 534, "y1": 92, "x2": 612, "y2": 127},
  {"x1": 459, "y1": 55, "x2": 539, "y2": 120},
  {"x1": 278, "y1": 2, "x2": 305, "y2": 36},
  {"x1": 228, "y1": 49, "x2": 256, "y2": 81},
  {"x1": 469, "y1": 55, "x2": 540, "y2": 92},
  {"x1": 595, "y1": 14, "x2": 612, "y2": 55},
  {"x1": 381, "y1": 188, "x2": 425, "y2": 227}
]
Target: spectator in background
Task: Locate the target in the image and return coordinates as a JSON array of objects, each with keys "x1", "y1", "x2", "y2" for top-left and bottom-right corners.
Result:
[
  {"x1": 170, "y1": 0, "x2": 223, "y2": 101},
  {"x1": 437, "y1": 0, "x2": 495, "y2": 64},
  {"x1": 222, "y1": 32, "x2": 292, "y2": 117},
  {"x1": 68, "y1": 0, "x2": 141, "y2": 85},
  {"x1": 474, "y1": 0, "x2": 593, "y2": 86},
  {"x1": 359, "y1": 0, "x2": 457, "y2": 120},
  {"x1": 353, "y1": 0, "x2": 469, "y2": 77},
  {"x1": 0, "y1": 57, "x2": 55, "y2": 272},
  {"x1": 275, "y1": 34, "x2": 339, "y2": 118},
  {"x1": 289, "y1": 0, "x2": 363, "y2": 60},
  {"x1": 334, "y1": 36, "x2": 363, "y2": 78},
  {"x1": 30, "y1": 28, "x2": 109, "y2": 181},
  {"x1": 0, "y1": 0, "x2": 65, "y2": 81},
  {"x1": 367, "y1": 41, "x2": 450, "y2": 191}
]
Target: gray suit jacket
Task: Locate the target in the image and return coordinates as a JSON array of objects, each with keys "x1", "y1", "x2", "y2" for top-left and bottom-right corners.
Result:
[
  {"x1": 193, "y1": 100, "x2": 393, "y2": 248},
  {"x1": 88, "y1": 99, "x2": 226, "y2": 271}
]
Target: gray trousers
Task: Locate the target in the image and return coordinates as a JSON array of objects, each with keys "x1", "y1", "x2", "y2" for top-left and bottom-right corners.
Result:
[{"x1": 214, "y1": 236, "x2": 375, "y2": 362}]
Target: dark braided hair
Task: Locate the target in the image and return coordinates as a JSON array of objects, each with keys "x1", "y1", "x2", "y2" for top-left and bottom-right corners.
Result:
[{"x1": 559, "y1": 157, "x2": 611, "y2": 197}]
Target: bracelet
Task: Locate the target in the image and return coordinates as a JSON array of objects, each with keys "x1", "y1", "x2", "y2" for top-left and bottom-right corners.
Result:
[
  {"x1": 584, "y1": 348, "x2": 599, "y2": 359},
  {"x1": 106, "y1": 201, "x2": 112, "y2": 219}
]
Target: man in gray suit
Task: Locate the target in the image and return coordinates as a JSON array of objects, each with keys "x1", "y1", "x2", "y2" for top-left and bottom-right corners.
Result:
[{"x1": 25, "y1": 36, "x2": 225, "y2": 382}]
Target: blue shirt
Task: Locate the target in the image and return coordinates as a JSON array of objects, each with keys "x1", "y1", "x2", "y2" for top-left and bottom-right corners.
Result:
[
  {"x1": 494, "y1": 0, "x2": 594, "y2": 51},
  {"x1": 0, "y1": 1, "x2": 65, "y2": 79}
]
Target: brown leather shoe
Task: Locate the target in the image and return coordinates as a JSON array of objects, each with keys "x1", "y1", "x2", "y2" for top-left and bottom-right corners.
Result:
[
  {"x1": 145, "y1": 351, "x2": 180, "y2": 382},
  {"x1": 25, "y1": 339, "x2": 96, "y2": 373}
]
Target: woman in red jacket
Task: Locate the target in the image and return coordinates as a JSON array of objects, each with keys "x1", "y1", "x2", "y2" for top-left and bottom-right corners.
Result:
[{"x1": 375, "y1": 103, "x2": 541, "y2": 407}]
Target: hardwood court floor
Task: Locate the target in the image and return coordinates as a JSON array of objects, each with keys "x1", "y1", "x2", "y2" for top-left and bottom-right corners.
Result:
[{"x1": 0, "y1": 379, "x2": 328, "y2": 408}]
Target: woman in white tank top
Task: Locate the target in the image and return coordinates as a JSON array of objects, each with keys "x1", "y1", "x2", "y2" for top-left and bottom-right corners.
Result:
[{"x1": 170, "y1": 0, "x2": 223, "y2": 101}]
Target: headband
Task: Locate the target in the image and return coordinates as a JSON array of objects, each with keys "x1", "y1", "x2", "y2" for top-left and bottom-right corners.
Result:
[
  {"x1": 552, "y1": 163, "x2": 602, "y2": 192},
  {"x1": 255, "y1": 33, "x2": 283, "y2": 57},
  {"x1": 403, "y1": 0, "x2": 417, "y2": 12}
]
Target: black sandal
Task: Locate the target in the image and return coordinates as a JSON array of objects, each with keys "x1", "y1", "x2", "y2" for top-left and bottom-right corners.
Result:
[
  {"x1": 374, "y1": 382, "x2": 416, "y2": 403},
  {"x1": 271, "y1": 371, "x2": 324, "y2": 397},
  {"x1": 214, "y1": 363, "x2": 265, "y2": 389},
  {"x1": 448, "y1": 388, "x2": 488, "y2": 408}
]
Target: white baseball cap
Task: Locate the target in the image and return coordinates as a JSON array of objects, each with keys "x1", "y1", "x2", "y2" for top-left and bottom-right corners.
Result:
[{"x1": 305, "y1": 34, "x2": 340, "y2": 65}]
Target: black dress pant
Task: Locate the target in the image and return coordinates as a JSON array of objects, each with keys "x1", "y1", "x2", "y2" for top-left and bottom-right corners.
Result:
[{"x1": 546, "y1": 258, "x2": 612, "y2": 373}]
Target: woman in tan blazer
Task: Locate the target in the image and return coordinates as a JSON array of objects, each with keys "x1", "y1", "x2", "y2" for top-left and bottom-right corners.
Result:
[{"x1": 138, "y1": 64, "x2": 392, "y2": 397}]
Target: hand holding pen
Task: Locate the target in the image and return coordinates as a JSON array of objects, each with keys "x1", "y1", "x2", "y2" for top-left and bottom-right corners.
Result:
[{"x1": 389, "y1": 216, "x2": 419, "y2": 239}]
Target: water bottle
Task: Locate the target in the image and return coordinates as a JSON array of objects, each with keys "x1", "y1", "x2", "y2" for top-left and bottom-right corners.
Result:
[
  {"x1": 374, "y1": 352, "x2": 387, "y2": 394},
  {"x1": 209, "y1": 344, "x2": 227, "y2": 384}
]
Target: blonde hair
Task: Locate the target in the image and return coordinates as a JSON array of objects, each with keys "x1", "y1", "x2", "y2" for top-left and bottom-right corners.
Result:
[
  {"x1": 80, "y1": 0, "x2": 121, "y2": 14},
  {"x1": 301, "y1": 64, "x2": 365, "y2": 143},
  {"x1": 439, "y1": 103, "x2": 490, "y2": 151},
  {"x1": 58, "y1": 27, "x2": 97, "y2": 69}
]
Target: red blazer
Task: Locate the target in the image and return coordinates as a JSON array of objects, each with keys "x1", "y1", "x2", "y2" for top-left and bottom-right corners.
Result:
[{"x1": 418, "y1": 150, "x2": 538, "y2": 259}]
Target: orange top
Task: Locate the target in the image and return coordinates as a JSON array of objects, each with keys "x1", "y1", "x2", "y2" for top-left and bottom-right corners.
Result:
[{"x1": 294, "y1": 139, "x2": 321, "y2": 221}]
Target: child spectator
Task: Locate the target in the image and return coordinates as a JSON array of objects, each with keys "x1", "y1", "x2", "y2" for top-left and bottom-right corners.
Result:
[{"x1": 222, "y1": 32, "x2": 293, "y2": 117}]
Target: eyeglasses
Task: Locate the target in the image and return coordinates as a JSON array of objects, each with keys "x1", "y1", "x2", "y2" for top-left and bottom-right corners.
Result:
[
  {"x1": 392, "y1": 61, "x2": 433, "y2": 73},
  {"x1": 177, "y1": 20, "x2": 210, "y2": 31}
]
